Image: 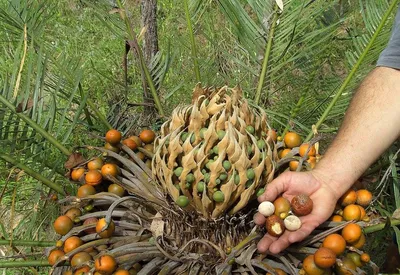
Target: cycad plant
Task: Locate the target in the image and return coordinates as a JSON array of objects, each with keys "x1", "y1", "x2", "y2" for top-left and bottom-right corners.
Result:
[{"x1": 0, "y1": 0, "x2": 399, "y2": 274}]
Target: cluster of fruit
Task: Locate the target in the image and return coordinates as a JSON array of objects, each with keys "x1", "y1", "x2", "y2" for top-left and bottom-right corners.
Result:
[
  {"x1": 331, "y1": 186, "x2": 373, "y2": 222},
  {"x1": 279, "y1": 131, "x2": 320, "y2": 171},
  {"x1": 258, "y1": 194, "x2": 313, "y2": 236},
  {"x1": 300, "y1": 222, "x2": 370, "y2": 274},
  {"x1": 69, "y1": 129, "x2": 155, "y2": 199},
  {"x1": 48, "y1": 129, "x2": 156, "y2": 275}
]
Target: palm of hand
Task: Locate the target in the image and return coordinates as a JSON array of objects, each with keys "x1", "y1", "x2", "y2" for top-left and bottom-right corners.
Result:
[{"x1": 254, "y1": 171, "x2": 338, "y2": 254}]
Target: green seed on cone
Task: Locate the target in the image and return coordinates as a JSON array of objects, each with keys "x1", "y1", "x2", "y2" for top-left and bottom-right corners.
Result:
[
  {"x1": 246, "y1": 125, "x2": 255, "y2": 134},
  {"x1": 217, "y1": 130, "x2": 226, "y2": 140},
  {"x1": 213, "y1": 191, "x2": 225, "y2": 202},
  {"x1": 200, "y1": 128, "x2": 207, "y2": 139},
  {"x1": 234, "y1": 174, "x2": 240, "y2": 185},
  {"x1": 181, "y1": 132, "x2": 189, "y2": 142},
  {"x1": 176, "y1": 195, "x2": 190, "y2": 207},
  {"x1": 247, "y1": 144, "x2": 252, "y2": 155},
  {"x1": 246, "y1": 168, "x2": 255, "y2": 180},
  {"x1": 190, "y1": 133, "x2": 195, "y2": 144},
  {"x1": 197, "y1": 181, "x2": 205, "y2": 193},
  {"x1": 219, "y1": 173, "x2": 228, "y2": 181},
  {"x1": 257, "y1": 139, "x2": 266, "y2": 150},
  {"x1": 174, "y1": 167, "x2": 183, "y2": 177},
  {"x1": 213, "y1": 146, "x2": 219, "y2": 154},
  {"x1": 186, "y1": 173, "x2": 195, "y2": 183},
  {"x1": 223, "y1": 160, "x2": 231, "y2": 171}
]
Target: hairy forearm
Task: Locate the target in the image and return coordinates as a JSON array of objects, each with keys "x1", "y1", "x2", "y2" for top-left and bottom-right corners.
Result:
[{"x1": 313, "y1": 66, "x2": 400, "y2": 199}]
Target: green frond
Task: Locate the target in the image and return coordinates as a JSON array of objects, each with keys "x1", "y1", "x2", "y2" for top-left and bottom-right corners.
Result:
[{"x1": 301, "y1": 0, "x2": 397, "y2": 138}]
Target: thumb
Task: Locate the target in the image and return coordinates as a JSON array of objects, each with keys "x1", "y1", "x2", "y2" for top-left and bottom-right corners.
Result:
[{"x1": 258, "y1": 172, "x2": 291, "y2": 203}]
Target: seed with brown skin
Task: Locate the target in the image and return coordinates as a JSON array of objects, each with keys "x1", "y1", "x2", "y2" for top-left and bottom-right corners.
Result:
[
  {"x1": 291, "y1": 194, "x2": 313, "y2": 216},
  {"x1": 266, "y1": 215, "x2": 285, "y2": 237}
]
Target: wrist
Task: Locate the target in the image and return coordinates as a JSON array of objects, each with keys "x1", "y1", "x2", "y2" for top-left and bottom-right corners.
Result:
[{"x1": 311, "y1": 162, "x2": 356, "y2": 201}]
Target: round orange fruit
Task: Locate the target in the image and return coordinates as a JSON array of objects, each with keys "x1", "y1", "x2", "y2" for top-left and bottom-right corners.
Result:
[
  {"x1": 360, "y1": 253, "x2": 370, "y2": 263},
  {"x1": 356, "y1": 189, "x2": 372, "y2": 207},
  {"x1": 122, "y1": 138, "x2": 138, "y2": 150},
  {"x1": 352, "y1": 233, "x2": 366, "y2": 249},
  {"x1": 104, "y1": 142, "x2": 120, "y2": 153},
  {"x1": 331, "y1": 215, "x2": 343, "y2": 222},
  {"x1": 289, "y1": 160, "x2": 299, "y2": 171},
  {"x1": 129, "y1": 136, "x2": 142, "y2": 148},
  {"x1": 95, "y1": 254, "x2": 117, "y2": 274},
  {"x1": 65, "y1": 208, "x2": 81, "y2": 221},
  {"x1": 342, "y1": 204, "x2": 361, "y2": 221},
  {"x1": 314, "y1": 247, "x2": 336, "y2": 268},
  {"x1": 63, "y1": 236, "x2": 83, "y2": 253},
  {"x1": 283, "y1": 132, "x2": 301, "y2": 148},
  {"x1": 85, "y1": 170, "x2": 103, "y2": 186},
  {"x1": 339, "y1": 189, "x2": 357, "y2": 207},
  {"x1": 71, "y1": 168, "x2": 85, "y2": 181},
  {"x1": 279, "y1": 148, "x2": 291, "y2": 159},
  {"x1": 322, "y1": 234, "x2": 346, "y2": 256},
  {"x1": 105, "y1": 129, "x2": 122, "y2": 145},
  {"x1": 108, "y1": 184, "x2": 125, "y2": 197},
  {"x1": 96, "y1": 218, "x2": 115, "y2": 238},
  {"x1": 299, "y1": 143, "x2": 316, "y2": 157},
  {"x1": 77, "y1": 184, "x2": 96, "y2": 198},
  {"x1": 139, "y1": 129, "x2": 155, "y2": 144},
  {"x1": 70, "y1": 252, "x2": 92, "y2": 267},
  {"x1": 341, "y1": 223, "x2": 362, "y2": 244},
  {"x1": 302, "y1": 254, "x2": 330, "y2": 275},
  {"x1": 101, "y1": 163, "x2": 119, "y2": 177},
  {"x1": 48, "y1": 249, "x2": 65, "y2": 265},
  {"x1": 54, "y1": 215, "x2": 74, "y2": 235},
  {"x1": 87, "y1": 157, "x2": 103, "y2": 170}
]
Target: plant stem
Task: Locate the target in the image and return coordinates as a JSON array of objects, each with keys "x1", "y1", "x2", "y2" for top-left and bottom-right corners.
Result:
[
  {"x1": 184, "y1": 0, "x2": 201, "y2": 82},
  {"x1": 0, "y1": 154, "x2": 65, "y2": 195},
  {"x1": 0, "y1": 94, "x2": 71, "y2": 156},
  {"x1": 0, "y1": 239, "x2": 55, "y2": 247},
  {"x1": 364, "y1": 218, "x2": 400, "y2": 234},
  {"x1": 116, "y1": 0, "x2": 165, "y2": 117},
  {"x1": 255, "y1": 6, "x2": 279, "y2": 105},
  {"x1": 0, "y1": 260, "x2": 55, "y2": 268},
  {"x1": 305, "y1": 0, "x2": 399, "y2": 141}
]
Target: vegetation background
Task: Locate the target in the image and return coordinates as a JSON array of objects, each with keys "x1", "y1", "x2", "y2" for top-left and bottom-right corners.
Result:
[{"x1": 0, "y1": 0, "x2": 399, "y2": 273}]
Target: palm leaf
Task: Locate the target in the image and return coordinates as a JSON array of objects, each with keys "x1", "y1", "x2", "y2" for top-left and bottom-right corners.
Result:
[{"x1": 302, "y1": 0, "x2": 398, "y2": 139}]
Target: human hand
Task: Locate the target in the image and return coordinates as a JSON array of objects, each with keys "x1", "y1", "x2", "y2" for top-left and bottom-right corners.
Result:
[{"x1": 254, "y1": 170, "x2": 339, "y2": 254}]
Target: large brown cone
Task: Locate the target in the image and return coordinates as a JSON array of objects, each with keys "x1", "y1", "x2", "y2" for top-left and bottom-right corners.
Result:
[{"x1": 153, "y1": 85, "x2": 278, "y2": 218}]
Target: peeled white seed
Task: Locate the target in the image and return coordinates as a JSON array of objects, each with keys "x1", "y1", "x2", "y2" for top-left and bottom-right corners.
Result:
[
  {"x1": 284, "y1": 215, "x2": 302, "y2": 231},
  {"x1": 258, "y1": 201, "x2": 275, "y2": 217}
]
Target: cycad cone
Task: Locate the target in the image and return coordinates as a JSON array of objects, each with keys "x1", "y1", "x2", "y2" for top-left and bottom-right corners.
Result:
[{"x1": 154, "y1": 85, "x2": 278, "y2": 218}]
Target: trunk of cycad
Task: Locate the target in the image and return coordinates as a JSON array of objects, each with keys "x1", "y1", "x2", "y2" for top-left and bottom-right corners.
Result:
[{"x1": 140, "y1": 0, "x2": 158, "y2": 116}]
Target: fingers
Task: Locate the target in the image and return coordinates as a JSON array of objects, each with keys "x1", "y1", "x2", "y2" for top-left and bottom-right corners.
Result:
[
  {"x1": 253, "y1": 212, "x2": 266, "y2": 226},
  {"x1": 256, "y1": 219, "x2": 319, "y2": 254},
  {"x1": 257, "y1": 233, "x2": 277, "y2": 253},
  {"x1": 258, "y1": 172, "x2": 291, "y2": 203},
  {"x1": 287, "y1": 221, "x2": 316, "y2": 244},
  {"x1": 287, "y1": 215, "x2": 320, "y2": 243}
]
